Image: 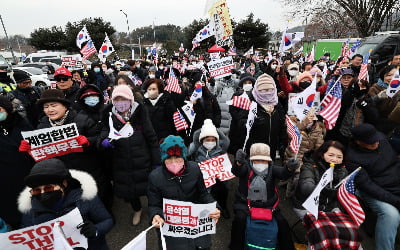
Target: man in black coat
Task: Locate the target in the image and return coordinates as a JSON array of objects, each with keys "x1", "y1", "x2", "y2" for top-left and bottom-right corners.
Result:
[
  {"x1": 0, "y1": 96, "x2": 34, "y2": 229},
  {"x1": 54, "y1": 68, "x2": 80, "y2": 111},
  {"x1": 11, "y1": 71, "x2": 42, "y2": 127},
  {"x1": 346, "y1": 123, "x2": 400, "y2": 250}
]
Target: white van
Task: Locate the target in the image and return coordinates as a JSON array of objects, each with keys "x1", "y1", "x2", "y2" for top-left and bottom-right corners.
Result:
[{"x1": 24, "y1": 51, "x2": 66, "y2": 63}]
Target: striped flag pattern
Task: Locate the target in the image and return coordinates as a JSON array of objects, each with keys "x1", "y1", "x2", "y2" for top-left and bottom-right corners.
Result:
[
  {"x1": 80, "y1": 40, "x2": 97, "y2": 60},
  {"x1": 173, "y1": 110, "x2": 188, "y2": 131},
  {"x1": 285, "y1": 115, "x2": 301, "y2": 153},
  {"x1": 319, "y1": 81, "x2": 342, "y2": 130},
  {"x1": 337, "y1": 168, "x2": 365, "y2": 227},
  {"x1": 191, "y1": 41, "x2": 200, "y2": 51},
  {"x1": 226, "y1": 92, "x2": 251, "y2": 110},
  {"x1": 165, "y1": 69, "x2": 182, "y2": 94},
  {"x1": 358, "y1": 50, "x2": 371, "y2": 80},
  {"x1": 341, "y1": 39, "x2": 350, "y2": 57}
]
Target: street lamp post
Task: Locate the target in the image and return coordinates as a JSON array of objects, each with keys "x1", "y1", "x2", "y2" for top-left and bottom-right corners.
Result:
[
  {"x1": 120, "y1": 10, "x2": 131, "y2": 44},
  {"x1": 138, "y1": 35, "x2": 144, "y2": 58}
]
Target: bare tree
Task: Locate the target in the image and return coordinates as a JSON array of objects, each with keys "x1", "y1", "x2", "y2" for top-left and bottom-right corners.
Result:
[
  {"x1": 305, "y1": 9, "x2": 358, "y2": 39},
  {"x1": 282, "y1": 0, "x2": 400, "y2": 37}
]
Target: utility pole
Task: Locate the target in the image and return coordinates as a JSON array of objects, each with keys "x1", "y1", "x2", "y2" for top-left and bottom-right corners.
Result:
[
  {"x1": 0, "y1": 15, "x2": 17, "y2": 63},
  {"x1": 120, "y1": 10, "x2": 131, "y2": 44}
]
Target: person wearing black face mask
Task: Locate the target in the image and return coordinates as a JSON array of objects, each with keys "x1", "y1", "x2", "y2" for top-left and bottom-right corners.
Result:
[
  {"x1": 11, "y1": 71, "x2": 41, "y2": 127},
  {"x1": 18, "y1": 158, "x2": 113, "y2": 250}
]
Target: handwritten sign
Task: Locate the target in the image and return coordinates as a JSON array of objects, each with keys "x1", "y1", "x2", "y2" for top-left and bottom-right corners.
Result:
[
  {"x1": 198, "y1": 153, "x2": 235, "y2": 188},
  {"x1": 0, "y1": 208, "x2": 87, "y2": 250}
]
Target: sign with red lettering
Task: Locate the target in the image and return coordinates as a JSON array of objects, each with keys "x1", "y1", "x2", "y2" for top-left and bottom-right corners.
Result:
[
  {"x1": 162, "y1": 199, "x2": 216, "y2": 238},
  {"x1": 21, "y1": 123, "x2": 83, "y2": 162},
  {"x1": 0, "y1": 208, "x2": 87, "y2": 250},
  {"x1": 207, "y1": 56, "x2": 235, "y2": 79},
  {"x1": 198, "y1": 153, "x2": 235, "y2": 188}
]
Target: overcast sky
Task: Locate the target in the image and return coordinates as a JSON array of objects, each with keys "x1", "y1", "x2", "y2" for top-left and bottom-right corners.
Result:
[{"x1": 1, "y1": 0, "x2": 302, "y2": 37}]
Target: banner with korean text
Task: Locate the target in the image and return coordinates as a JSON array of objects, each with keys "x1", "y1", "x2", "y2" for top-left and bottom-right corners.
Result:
[
  {"x1": 162, "y1": 199, "x2": 217, "y2": 238},
  {"x1": 207, "y1": 56, "x2": 235, "y2": 79},
  {"x1": 21, "y1": 123, "x2": 83, "y2": 162},
  {"x1": 0, "y1": 208, "x2": 87, "y2": 250}
]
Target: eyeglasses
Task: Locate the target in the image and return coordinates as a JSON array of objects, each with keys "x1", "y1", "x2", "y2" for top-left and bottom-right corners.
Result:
[
  {"x1": 55, "y1": 76, "x2": 70, "y2": 82},
  {"x1": 30, "y1": 184, "x2": 58, "y2": 195}
]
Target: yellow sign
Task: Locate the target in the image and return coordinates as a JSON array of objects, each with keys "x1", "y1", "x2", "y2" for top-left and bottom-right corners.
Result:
[{"x1": 208, "y1": 0, "x2": 233, "y2": 46}]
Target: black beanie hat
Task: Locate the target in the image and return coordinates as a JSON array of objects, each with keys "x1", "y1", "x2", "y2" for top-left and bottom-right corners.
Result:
[
  {"x1": 24, "y1": 158, "x2": 71, "y2": 188},
  {"x1": 13, "y1": 71, "x2": 31, "y2": 83},
  {"x1": 0, "y1": 96, "x2": 13, "y2": 114}
]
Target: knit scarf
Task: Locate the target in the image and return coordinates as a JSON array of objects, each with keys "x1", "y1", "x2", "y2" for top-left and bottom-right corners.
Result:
[
  {"x1": 377, "y1": 78, "x2": 388, "y2": 89},
  {"x1": 49, "y1": 110, "x2": 69, "y2": 127},
  {"x1": 252, "y1": 88, "x2": 278, "y2": 106},
  {"x1": 247, "y1": 164, "x2": 269, "y2": 202}
]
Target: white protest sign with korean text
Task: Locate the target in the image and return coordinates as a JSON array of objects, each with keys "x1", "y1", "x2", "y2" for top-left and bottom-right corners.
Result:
[
  {"x1": 198, "y1": 153, "x2": 235, "y2": 188},
  {"x1": 207, "y1": 56, "x2": 235, "y2": 79},
  {"x1": 0, "y1": 208, "x2": 87, "y2": 250},
  {"x1": 162, "y1": 199, "x2": 216, "y2": 239},
  {"x1": 21, "y1": 123, "x2": 82, "y2": 162},
  {"x1": 61, "y1": 54, "x2": 82, "y2": 69},
  {"x1": 302, "y1": 167, "x2": 334, "y2": 219}
]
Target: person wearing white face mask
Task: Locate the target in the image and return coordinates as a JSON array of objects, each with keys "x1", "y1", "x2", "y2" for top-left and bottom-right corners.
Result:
[
  {"x1": 142, "y1": 78, "x2": 177, "y2": 140},
  {"x1": 227, "y1": 73, "x2": 255, "y2": 155},
  {"x1": 229, "y1": 143, "x2": 299, "y2": 250},
  {"x1": 99, "y1": 84, "x2": 161, "y2": 226},
  {"x1": 188, "y1": 119, "x2": 231, "y2": 218},
  {"x1": 287, "y1": 63, "x2": 300, "y2": 81},
  {"x1": 148, "y1": 135, "x2": 220, "y2": 250}
]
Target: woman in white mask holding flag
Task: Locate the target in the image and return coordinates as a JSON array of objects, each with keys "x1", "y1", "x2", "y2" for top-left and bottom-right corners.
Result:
[{"x1": 99, "y1": 84, "x2": 160, "y2": 226}]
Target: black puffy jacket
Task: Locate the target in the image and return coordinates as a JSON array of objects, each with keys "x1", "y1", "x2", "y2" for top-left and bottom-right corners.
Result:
[
  {"x1": 99, "y1": 103, "x2": 160, "y2": 199},
  {"x1": 346, "y1": 137, "x2": 400, "y2": 206},
  {"x1": 294, "y1": 151, "x2": 347, "y2": 211},
  {"x1": 143, "y1": 92, "x2": 177, "y2": 140},
  {"x1": 147, "y1": 161, "x2": 215, "y2": 250}
]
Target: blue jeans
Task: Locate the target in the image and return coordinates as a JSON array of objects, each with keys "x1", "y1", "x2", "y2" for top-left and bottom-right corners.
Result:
[{"x1": 360, "y1": 192, "x2": 400, "y2": 250}]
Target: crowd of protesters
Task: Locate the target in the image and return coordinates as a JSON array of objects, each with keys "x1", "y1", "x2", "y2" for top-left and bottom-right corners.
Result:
[{"x1": 0, "y1": 48, "x2": 399, "y2": 250}]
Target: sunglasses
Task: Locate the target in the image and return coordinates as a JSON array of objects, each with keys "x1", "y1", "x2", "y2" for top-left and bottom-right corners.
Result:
[
  {"x1": 55, "y1": 76, "x2": 70, "y2": 82},
  {"x1": 30, "y1": 184, "x2": 58, "y2": 195}
]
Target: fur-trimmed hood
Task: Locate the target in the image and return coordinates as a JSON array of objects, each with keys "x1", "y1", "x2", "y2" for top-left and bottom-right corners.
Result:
[{"x1": 18, "y1": 169, "x2": 98, "y2": 214}]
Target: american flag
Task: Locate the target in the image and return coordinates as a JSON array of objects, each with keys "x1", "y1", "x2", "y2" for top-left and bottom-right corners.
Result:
[
  {"x1": 80, "y1": 40, "x2": 97, "y2": 60},
  {"x1": 350, "y1": 39, "x2": 361, "y2": 53},
  {"x1": 226, "y1": 92, "x2": 252, "y2": 110},
  {"x1": 341, "y1": 39, "x2": 350, "y2": 57},
  {"x1": 173, "y1": 109, "x2": 188, "y2": 131},
  {"x1": 285, "y1": 115, "x2": 301, "y2": 153},
  {"x1": 358, "y1": 50, "x2": 371, "y2": 80},
  {"x1": 191, "y1": 41, "x2": 200, "y2": 51},
  {"x1": 165, "y1": 68, "x2": 182, "y2": 94},
  {"x1": 337, "y1": 168, "x2": 365, "y2": 227},
  {"x1": 320, "y1": 81, "x2": 342, "y2": 130},
  {"x1": 228, "y1": 46, "x2": 237, "y2": 56}
]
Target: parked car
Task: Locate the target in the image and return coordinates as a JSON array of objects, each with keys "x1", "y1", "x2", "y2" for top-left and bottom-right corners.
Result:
[{"x1": 12, "y1": 67, "x2": 51, "y2": 87}]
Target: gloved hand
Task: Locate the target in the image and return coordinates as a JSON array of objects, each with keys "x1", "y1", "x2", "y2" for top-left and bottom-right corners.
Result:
[
  {"x1": 235, "y1": 149, "x2": 247, "y2": 164},
  {"x1": 19, "y1": 140, "x2": 31, "y2": 152},
  {"x1": 377, "y1": 90, "x2": 388, "y2": 99},
  {"x1": 286, "y1": 158, "x2": 300, "y2": 172},
  {"x1": 356, "y1": 97, "x2": 371, "y2": 109},
  {"x1": 101, "y1": 139, "x2": 114, "y2": 149},
  {"x1": 77, "y1": 220, "x2": 97, "y2": 238},
  {"x1": 322, "y1": 187, "x2": 337, "y2": 200},
  {"x1": 76, "y1": 135, "x2": 90, "y2": 147}
]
